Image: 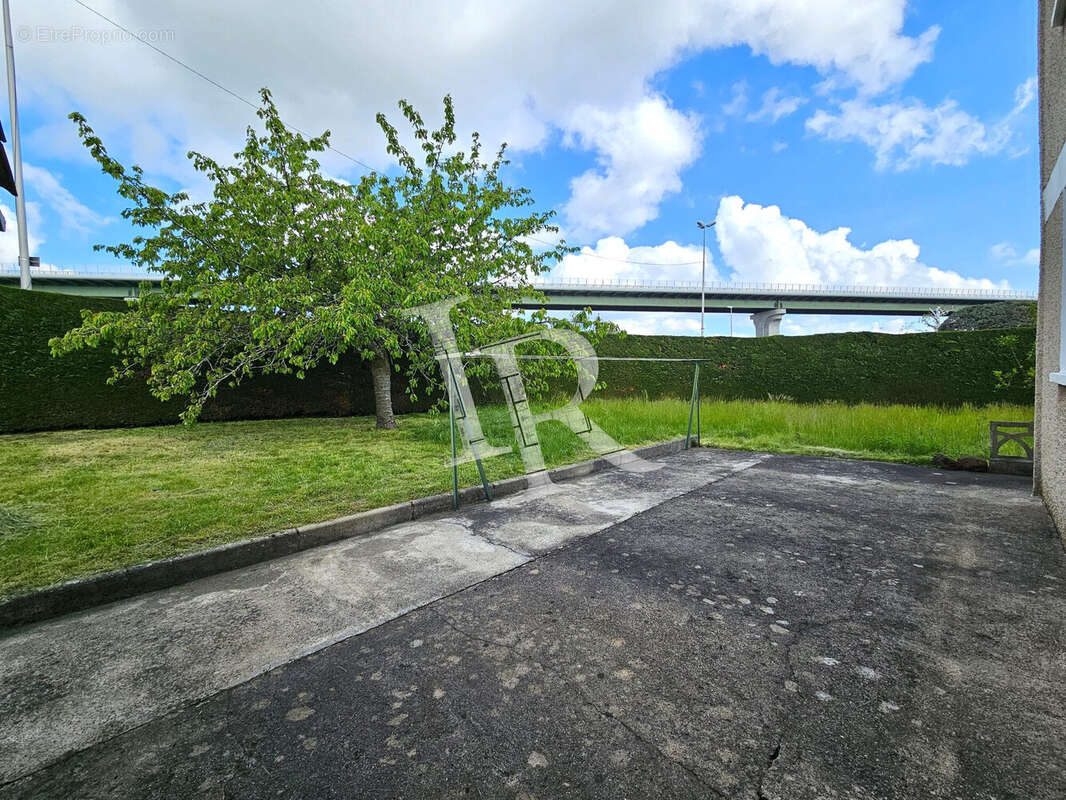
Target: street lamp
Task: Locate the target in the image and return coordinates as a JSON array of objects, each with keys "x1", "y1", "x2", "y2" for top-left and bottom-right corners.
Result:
[
  {"x1": 2, "y1": 0, "x2": 30, "y2": 290},
  {"x1": 696, "y1": 220, "x2": 716, "y2": 337}
]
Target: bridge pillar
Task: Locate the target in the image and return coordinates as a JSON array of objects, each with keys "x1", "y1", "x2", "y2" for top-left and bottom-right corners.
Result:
[{"x1": 750, "y1": 308, "x2": 786, "y2": 337}]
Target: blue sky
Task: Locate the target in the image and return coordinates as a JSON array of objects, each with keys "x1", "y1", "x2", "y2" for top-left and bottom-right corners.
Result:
[{"x1": 2, "y1": 1, "x2": 1041, "y2": 336}]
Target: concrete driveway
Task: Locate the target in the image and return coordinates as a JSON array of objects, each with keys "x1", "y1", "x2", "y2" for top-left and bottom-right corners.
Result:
[{"x1": 1, "y1": 449, "x2": 1063, "y2": 799}]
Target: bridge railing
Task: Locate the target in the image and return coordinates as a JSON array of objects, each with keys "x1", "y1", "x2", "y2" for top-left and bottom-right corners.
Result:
[
  {"x1": 531, "y1": 278, "x2": 1035, "y2": 301},
  {"x1": 0, "y1": 263, "x2": 163, "y2": 280}
]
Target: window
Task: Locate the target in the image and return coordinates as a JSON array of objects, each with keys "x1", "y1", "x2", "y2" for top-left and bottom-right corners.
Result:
[
  {"x1": 1056, "y1": 0, "x2": 1066, "y2": 27},
  {"x1": 1055, "y1": 201, "x2": 1066, "y2": 386},
  {"x1": 1047, "y1": 140, "x2": 1066, "y2": 385}
]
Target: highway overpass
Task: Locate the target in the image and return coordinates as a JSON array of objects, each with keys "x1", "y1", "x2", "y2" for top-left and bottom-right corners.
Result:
[{"x1": 1, "y1": 268, "x2": 1036, "y2": 336}]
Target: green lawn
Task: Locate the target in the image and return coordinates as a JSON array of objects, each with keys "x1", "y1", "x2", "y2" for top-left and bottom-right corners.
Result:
[{"x1": 0, "y1": 398, "x2": 1032, "y2": 598}]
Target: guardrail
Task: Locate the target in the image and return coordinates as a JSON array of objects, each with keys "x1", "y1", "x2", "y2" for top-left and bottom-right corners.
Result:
[
  {"x1": 531, "y1": 279, "x2": 1035, "y2": 301},
  {"x1": 0, "y1": 264, "x2": 163, "y2": 280}
]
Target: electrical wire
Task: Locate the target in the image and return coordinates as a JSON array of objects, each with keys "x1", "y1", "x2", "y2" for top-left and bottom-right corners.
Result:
[
  {"x1": 72, "y1": 1, "x2": 711, "y2": 270},
  {"x1": 71, "y1": 0, "x2": 375, "y2": 173}
]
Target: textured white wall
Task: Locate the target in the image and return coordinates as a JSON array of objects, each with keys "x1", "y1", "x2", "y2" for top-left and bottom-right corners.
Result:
[{"x1": 1038, "y1": 0, "x2": 1066, "y2": 538}]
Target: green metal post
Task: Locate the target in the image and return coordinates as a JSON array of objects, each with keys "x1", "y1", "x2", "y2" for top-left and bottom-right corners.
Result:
[
  {"x1": 685, "y1": 362, "x2": 700, "y2": 449},
  {"x1": 695, "y1": 363, "x2": 701, "y2": 446},
  {"x1": 448, "y1": 372, "x2": 459, "y2": 510},
  {"x1": 447, "y1": 361, "x2": 494, "y2": 507}
]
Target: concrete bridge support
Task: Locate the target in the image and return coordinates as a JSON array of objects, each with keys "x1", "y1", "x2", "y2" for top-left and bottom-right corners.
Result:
[{"x1": 750, "y1": 308, "x2": 786, "y2": 337}]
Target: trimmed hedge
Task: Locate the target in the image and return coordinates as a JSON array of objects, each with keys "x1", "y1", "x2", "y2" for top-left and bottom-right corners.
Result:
[
  {"x1": 0, "y1": 285, "x2": 1035, "y2": 433},
  {"x1": 0, "y1": 286, "x2": 424, "y2": 433},
  {"x1": 591, "y1": 327, "x2": 1036, "y2": 407}
]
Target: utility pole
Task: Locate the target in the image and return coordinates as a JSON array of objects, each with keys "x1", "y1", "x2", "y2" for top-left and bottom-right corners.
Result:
[
  {"x1": 2, "y1": 0, "x2": 29, "y2": 289},
  {"x1": 696, "y1": 220, "x2": 715, "y2": 337}
]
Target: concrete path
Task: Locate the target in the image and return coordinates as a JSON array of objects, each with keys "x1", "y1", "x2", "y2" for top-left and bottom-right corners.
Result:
[
  {"x1": 2, "y1": 450, "x2": 1064, "y2": 798},
  {"x1": 0, "y1": 446, "x2": 765, "y2": 787}
]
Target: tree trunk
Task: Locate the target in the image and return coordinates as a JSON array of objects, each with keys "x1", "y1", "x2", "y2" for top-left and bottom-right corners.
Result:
[{"x1": 370, "y1": 348, "x2": 397, "y2": 430}]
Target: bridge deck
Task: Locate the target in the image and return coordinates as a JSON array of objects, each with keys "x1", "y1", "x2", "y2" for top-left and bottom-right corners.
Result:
[{"x1": 0, "y1": 269, "x2": 1036, "y2": 315}]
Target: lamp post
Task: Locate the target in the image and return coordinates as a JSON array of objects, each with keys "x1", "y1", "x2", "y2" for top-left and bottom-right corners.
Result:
[
  {"x1": 2, "y1": 0, "x2": 29, "y2": 290},
  {"x1": 696, "y1": 220, "x2": 715, "y2": 337}
]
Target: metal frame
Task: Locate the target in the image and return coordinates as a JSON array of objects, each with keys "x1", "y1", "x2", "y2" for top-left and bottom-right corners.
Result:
[
  {"x1": 685, "y1": 363, "x2": 700, "y2": 449},
  {"x1": 1045, "y1": 141, "x2": 1066, "y2": 385},
  {"x1": 446, "y1": 361, "x2": 493, "y2": 510}
]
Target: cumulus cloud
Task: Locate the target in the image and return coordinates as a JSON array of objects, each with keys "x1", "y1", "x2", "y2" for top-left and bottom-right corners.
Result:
[
  {"x1": 781, "y1": 315, "x2": 913, "y2": 335},
  {"x1": 549, "y1": 236, "x2": 713, "y2": 284},
  {"x1": 15, "y1": 0, "x2": 938, "y2": 239},
  {"x1": 549, "y1": 196, "x2": 1006, "y2": 295},
  {"x1": 562, "y1": 97, "x2": 702, "y2": 239},
  {"x1": 0, "y1": 201, "x2": 62, "y2": 269},
  {"x1": 541, "y1": 196, "x2": 1009, "y2": 336},
  {"x1": 806, "y1": 77, "x2": 1036, "y2": 170},
  {"x1": 594, "y1": 312, "x2": 703, "y2": 337},
  {"x1": 714, "y1": 195, "x2": 1006, "y2": 289}
]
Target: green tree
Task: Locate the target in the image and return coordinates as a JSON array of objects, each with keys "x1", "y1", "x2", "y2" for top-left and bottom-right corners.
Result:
[
  {"x1": 52, "y1": 90, "x2": 603, "y2": 428},
  {"x1": 938, "y1": 301, "x2": 1037, "y2": 331}
]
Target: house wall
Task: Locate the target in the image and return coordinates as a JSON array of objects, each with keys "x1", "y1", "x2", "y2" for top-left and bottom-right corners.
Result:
[{"x1": 1037, "y1": 0, "x2": 1066, "y2": 535}]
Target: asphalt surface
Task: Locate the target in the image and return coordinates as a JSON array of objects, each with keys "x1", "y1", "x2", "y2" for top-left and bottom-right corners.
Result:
[{"x1": 2, "y1": 452, "x2": 1064, "y2": 799}]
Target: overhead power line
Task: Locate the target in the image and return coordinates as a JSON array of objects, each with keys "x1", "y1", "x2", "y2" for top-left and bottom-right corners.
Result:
[
  {"x1": 72, "y1": 0, "x2": 375, "y2": 173},
  {"x1": 72, "y1": 2, "x2": 707, "y2": 271}
]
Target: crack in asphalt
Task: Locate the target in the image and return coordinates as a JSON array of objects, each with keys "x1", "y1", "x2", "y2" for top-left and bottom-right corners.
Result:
[{"x1": 751, "y1": 562, "x2": 877, "y2": 800}]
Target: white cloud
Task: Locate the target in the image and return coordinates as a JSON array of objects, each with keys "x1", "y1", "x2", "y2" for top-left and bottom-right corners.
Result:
[
  {"x1": 547, "y1": 196, "x2": 1005, "y2": 296},
  {"x1": 595, "y1": 312, "x2": 703, "y2": 337},
  {"x1": 806, "y1": 77, "x2": 1036, "y2": 170},
  {"x1": 550, "y1": 236, "x2": 713, "y2": 284},
  {"x1": 562, "y1": 97, "x2": 702, "y2": 239},
  {"x1": 23, "y1": 163, "x2": 111, "y2": 234},
  {"x1": 714, "y1": 195, "x2": 1006, "y2": 290},
  {"x1": 539, "y1": 195, "x2": 1009, "y2": 336},
  {"x1": 747, "y1": 88, "x2": 807, "y2": 123},
  {"x1": 537, "y1": 190, "x2": 1017, "y2": 336},
  {"x1": 990, "y1": 241, "x2": 1039, "y2": 267},
  {"x1": 781, "y1": 315, "x2": 913, "y2": 335},
  {"x1": 0, "y1": 201, "x2": 60, "y2": 267},
  {"x1": 722, "y1": 81, "x2": 749, "y2": 116},
  {"x1": 15, "y1": 0, "x2": 938, "y2": 241}
]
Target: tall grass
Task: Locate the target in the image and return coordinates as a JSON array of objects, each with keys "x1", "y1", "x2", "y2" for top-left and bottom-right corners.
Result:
[{"x1": 583, "y1": 397, "x2": 1033, "y2": 463}]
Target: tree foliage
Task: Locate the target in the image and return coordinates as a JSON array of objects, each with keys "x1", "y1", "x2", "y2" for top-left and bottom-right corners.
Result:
[
  {"x1": 51, "y1": 90, "x2": 618, "y2": 425},
  {"x1": 938, "y1": 301, "x2": 1037, "y2": 332}
]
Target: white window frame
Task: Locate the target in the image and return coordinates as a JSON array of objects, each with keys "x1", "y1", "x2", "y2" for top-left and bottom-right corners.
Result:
[
  {"x1": 1043, "y1": 7, "x2": 1066, "y2": 382},
  {"x1": 1054, "y1": 201, "x2": 1066, "y2": 386},
  {"x1": 1047, "y1": 140, "x2": 1066, "y2": 385}
]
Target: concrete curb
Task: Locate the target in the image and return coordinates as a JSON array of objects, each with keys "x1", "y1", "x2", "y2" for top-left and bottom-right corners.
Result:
[{"x1": 0, "y1": 437, "x2": 695, "y2": 630}]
